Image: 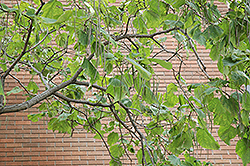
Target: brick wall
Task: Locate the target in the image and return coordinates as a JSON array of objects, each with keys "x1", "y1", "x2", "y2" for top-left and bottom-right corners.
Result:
[{"x1": 0, "y1": 0, "x2": 245, "y2": 166}]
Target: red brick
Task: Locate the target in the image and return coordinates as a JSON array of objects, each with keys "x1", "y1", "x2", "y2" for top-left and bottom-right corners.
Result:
[
  {"x1": 15, "y1": 156, "x2": 31, "y2": 161},
  {"x1": 30, "y1": 156, "x2": 47, "y2": 161},
  {"x1": 47, "y1": 156, "x2": 63, "y2": 160},
  {"x1": 6, "y1": 143, "x2": 22, "y2": 148},
  {"x1": 64, "y1": 156, "x2": 80, "y2": 160},
  {"x1": 0, "y1": 157, "x2": 14, "y2": 162},
  {"x1": 0, "y1": 139, "x2": 14, "y2": 143},
  {"x1": 15, "y1": 148, "x2": 31, "y2": 152},
  {"x1": 39, "y1": 161, "x2": 55, "y2": 165},
  {"x1": 55, "y1": 161, "x2": 72, "y2": 165}
]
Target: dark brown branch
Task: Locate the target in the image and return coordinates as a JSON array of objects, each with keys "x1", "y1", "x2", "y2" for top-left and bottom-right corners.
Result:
[
  {"x1": 2, "y1": 1, "x2": 46, "y2": 79},
  {"x1": 0, "y1": 67, "x2": 82, "y2": 114},
  {"x1": 8, "y1": 74, "x2": 31, "y2": 96},
  {"x1": 178, "y1": 29, "x2": 211, "y2": 80}
]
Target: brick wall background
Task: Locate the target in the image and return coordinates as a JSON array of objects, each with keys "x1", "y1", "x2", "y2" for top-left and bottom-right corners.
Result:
[{"x1": 0, "y1": 0, "x2": 245, "y2": 165}]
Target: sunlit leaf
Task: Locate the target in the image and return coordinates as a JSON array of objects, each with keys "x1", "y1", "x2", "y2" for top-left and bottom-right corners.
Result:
[{"x1": 197, "y1": 128, "x2": 220, "y2": 150}]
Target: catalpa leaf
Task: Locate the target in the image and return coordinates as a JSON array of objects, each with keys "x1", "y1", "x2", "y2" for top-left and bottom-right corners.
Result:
[
  {"x1": 81, "y1": 58, "x2": 100, "y2": 84},
  {"x1": 107, "y1": 132, "x2": 119, "y2": 146},
  {"x1": 236, "y1": 138, "x2": 250, "y2": 166},
  {"x1": 197, "y1": 128, "x2": 220, "y2": 150},
  {"x1": 218, "y1": 125, "x2": 237, "y2": 145},
  {"x1": 149, "y1": 58, "x2": 172, "y2": 70},
  {"x1": 6, "y1": 86, "x2": 23, "y2": 96},
  {"x1": 126, "y1": 57, "x2": 152, "y2": 80}
]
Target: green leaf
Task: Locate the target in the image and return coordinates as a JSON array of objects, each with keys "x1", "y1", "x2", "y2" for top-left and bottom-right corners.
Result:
[
  {"x1": 203, "y1": 25, "x2": 223, "y2": 39},
  {"x1": 81, "y1": 58, "x2": 100, "y2": 84},
  {"x1": 236, "y1": 138, "x2": 250, "y2": 166},
  {"x1": 218, "y1": 125, "x2": 237, "y2": 145},
  {"x1": 41, "y1": 17, "x2": 57, "y2": 24},
  {"x1": 168, "y1": 132, "x2": 192, "y2": 155},
  {"x1": 126, "y1": 57, "x2": 152, "y2": 80},
  {"x1": 100, "y1": 28, "x2": 117, "y2": 47},
  {"x1": 106, "y1": 78, "x2": 127, "y2": 101},
  {"x1": 41, "y1": 0, "x2": 63, "y2": 19},
  {"x1": 241, "y1": 110, "x2": 250, "y2": 126},
  {"x1": 133, "y1": 16, "x2": 147, "y2": 34},
  {"x1": 1, "y1": 3, "x2": 9, "y2": 11},
  {"x1": 6, "y1": 86, "x2": 23, "y2": 96},
  {"x1": 203, "y1": 87, "x2": 218, "y2": 96},
  {"x1": 208, "y1": 98, "x2": 234, "y2": 125},
  {"x1": 136, "y1": 148, "x2": 151, "y2": 164},
  {"x1": 172, "y1": 0, "x2": 185, "y2": 8},
  {"x1": 229, "y1": 71, "x2": 247, "y2": 89},
  {"x1": 27, "y1": 112, "x2": 46, "y2": 122},
  {"x1": 110, "y1": 145, "x2": 124, "y2": 158},
  {"x1": 197, "y1": 128, "x2": 220, "y2": 150},
  {"x1": 68, "y1": 61, "x2": 80, "y2": 76},
  {"x1": 58, "y1": 112, "x2": 71, "y2": 121},
  {"x1": 149, "y1": 58, "x2": 172, "y2": 70},
  {"x1": 168, "y1": 155, "x2": 181, "y2": 166},
  {"x1": 26, "y1": 81, "x2": 39, "y2": 94},
  {"x1": 163, "y1": 93, "x2": 178, "y2": 108},
  {"x1": 78, "y1": 30, "x2": 89, "y2": 46},
  {"x1": 195, "y1": 108, "x2": 206, "y2": 119},
  {"x1": 142, "y1": 85, "x2": 159, "y2": 105},
  {"x1": 144, "y1": 10, "x2": 160, "y2": 28},
  {"x1": 48, "y1": 118, "x2": 71, "y2": 134},
  {"x1": 107, "y1": 132, "x2": 119, "y2": 146},
  {"x1": 209, "y1": 45, "x2": 219, "y2": 61},
  {"x1": 242, "y1": 92, "x2": 250, "y2": 110},
  {"x1": 223, "y1": 57, "x2": 239, "y2": 67},
  {"x1": 109, "y1": 159, "x2": 122, "y2": 166},
  {"x1": 54, "y1": 10, "x2": 72, "y2": 24}
]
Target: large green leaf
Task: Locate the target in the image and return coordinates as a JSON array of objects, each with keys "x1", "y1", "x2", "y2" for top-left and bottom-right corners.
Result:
[
  {"x1": 58, "y1": 112, "x2": 71, "y2": 121},
  {"x1": 149, "y1": 58, "x2": 172, "y2": 70},
  {"x1": 6, "y1": 86, "x2": 23, "y2": 96},
  {"x1": 132, "y1": 16, "x2": 147, "y2": 34},
  {"x1": 197, "y1": 128, "x2": 220, "y2": 150},
  {"x1": 81, "y1": 58, "x2": 100, "y2": 84},
  {"x1": 236, "y1": 138, "x2": 250, "y2": 166},
  {"x1": 218, "y1": 125, "x2": 237, "y2": 145},
  {"x1": 168, "y1": 132, "x2": 193, "y2": 155},
  {"x1": 55, "y1": 10, "x2": 72, "y2": 24},
  {"x1": 110, "y1": 145, "x2": 124, "y2": 158},
  {"x1": 126, "y1": 57, "x2": 152, "y2": 80},
  {"x1": 141, "y1": 85, "x2": 159, "y2": 105},
  {"x1": 208, "y1": 98, "x2": 234, "y2": 125},
  {"x1": 107, "y1": 132, "x2": 119, "y2": 146},
  {"x1": 144, "y1": 10, "x2": 160, "y2": 28},
  {"x1": 163, "y1": 84, "x2": 178, "y2": 107},
  {"x1": 168, "y1": 155, "x2": 181, "y2": 165},
  {"x1": 27, "y1": 112, "x2": 46, "y2": 122},
  {"x1": 136, "y1": 148, "x2": 151, "y2": 164},
  {"x1": 241, "y1": 110, "x2": 250, "y2": 126},
  {"x1": 26, "y1": 81, "x2": 39, "y2": 94},
  {"x1": 242, "y1": 92, "x2": 250, "y2": 110},
  {"x1": 209, "y1": 45, "x2": 219, "y2": 61},
  {"x1": 41, "y1": 0, "x2": 63, "y2": 19},
  {"x1": 106, "y1": 78, "x2": 127, "y2": 101}
]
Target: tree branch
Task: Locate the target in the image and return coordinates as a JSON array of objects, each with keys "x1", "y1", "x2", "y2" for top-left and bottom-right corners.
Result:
[{"x1": 0, "y1": 67, "x2": 82, "y2": 114}]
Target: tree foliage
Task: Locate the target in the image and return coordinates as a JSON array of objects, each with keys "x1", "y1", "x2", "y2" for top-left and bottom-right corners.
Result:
[{"x1": 0, "y1": 0, "x2": 250, "y2": 165}]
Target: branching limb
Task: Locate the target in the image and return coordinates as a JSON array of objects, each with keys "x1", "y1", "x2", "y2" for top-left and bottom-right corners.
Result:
[
  {"x1": 8, "y1": 74, "x2": 31, "y2": 96},
  {"x1": 2, "y1": 1, "x2": 46, "y2": 80},
  {"x1": 178, "y1": 29, "x2": 211, "y2": 80}
]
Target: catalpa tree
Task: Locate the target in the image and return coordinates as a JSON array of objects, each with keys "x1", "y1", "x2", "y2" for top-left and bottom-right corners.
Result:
[{"x1": 0, "y1": 0, "x2": 250, "y2": 165}]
